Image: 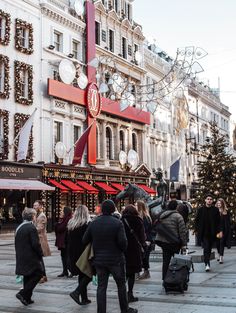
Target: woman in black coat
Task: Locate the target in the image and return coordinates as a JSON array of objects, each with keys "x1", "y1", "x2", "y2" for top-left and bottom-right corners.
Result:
[
  {"x1": 121, "y1": 204, "x2": 146, "y2": 303},
  {"x1": 67, "y1": 205, "x2": 92, "y2": 306},
  {"x1": 216, "y1": 198, "x2": 231, "y2": 263}
]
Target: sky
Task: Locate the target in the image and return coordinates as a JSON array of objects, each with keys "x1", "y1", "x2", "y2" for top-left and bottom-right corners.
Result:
[{"x1": 134, "y1": 0, "x2": 236, "y2": 120}]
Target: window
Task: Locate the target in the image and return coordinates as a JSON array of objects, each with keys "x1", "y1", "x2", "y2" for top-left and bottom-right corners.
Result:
[
  {"x1": 18, "y1": 27, "x2": 28, "y2": 48},
  {"x1": 114, "y1": 0, "x2": 119, "y2": 12},
  {"x1": 54, "y1": 121, "x2": 63, "y2": 145},
  {"x1": 122, "y1": 37, "x2": 127, "y2": 59},
  {"x1": 109, "y1": 29, "x2": 114, "y2": 52},
  {"x1": 0, "y1": 61, "x2": 4, "y2": 92},
  {"x1": 19, "y1": 69, "x2": 28, "y2": 98},
  {"x1": 72, "y1": 40, "x2": 79, "y2": 59},
  {"x1": 0, "y1": 16, "x2": 6, "y2": 40},
  {"x1": 106, "y1": 127, "x2": 112, "y2": 160},
  {"x1": 127, "y1": 3, "x2": 131, "y2": 20},
  {"x1": 119, "y1": 130, "x2": 125, "y2": 151},
  {"x1": 128, "y1": 45, "x2": 132, "y2": 56},
  {"x1": 132, "y1": 133, "x2": 137, "y2": 151},
  {"x1": 95, "y1": 21, "x2": 100, "y2": 45},
  {"x1": 74, "y1": 125, "x2": 81, "y2": 143},
  {"x1": 102, "y1": 30, "x2": 106, "y2": 42},
  {"x1": 53, "y1": 30, "x2": 62, "y2": 52}
]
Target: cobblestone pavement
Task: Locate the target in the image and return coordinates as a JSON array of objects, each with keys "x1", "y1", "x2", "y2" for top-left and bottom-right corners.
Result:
[{"x1": 0, "y1": 233, "x2": 236, "y2": 313}]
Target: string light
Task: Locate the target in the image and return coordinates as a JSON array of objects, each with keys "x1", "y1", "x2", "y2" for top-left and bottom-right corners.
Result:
[
  {"x1": 0, "y1": 109, "x2": 9, "y2": 159},
  {"x1": 14, "y1": 61, "x2": 33, "y2": 105},
  {"x1": 0, "y1": 55, "x2": 10, "y2": 99},
  {"x1": 0, "y1": 10, "x2": 10, "y2": 45},
  {"x1": 14, "y1": 113, "x2": 33, "y2": 162},
  {"x1": 15, "y1": 18, "x2": 34, "y2": 55}
]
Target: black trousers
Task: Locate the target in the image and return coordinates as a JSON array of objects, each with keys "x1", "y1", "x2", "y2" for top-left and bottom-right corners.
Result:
[
  {"x1": 216, "y1": 238, "x2": 225, "y2": 256},
  {"x1": 95, "y1": 263, "x2": 128, "y2": 313},
  {"x1": 20, "y1": 269, "x2": 42, "y2": 301},
  {"x1": 202, "y1": 237, "x2": 214, "y2": 265},
  {"x1": 142, "y1": 245, "x2": 152, "y2": 270},
  {"x1": 74, "y1": 270, "x2": 92, "y2": 301},
  {"x1": 160, "y1": 242, "x2": 180, "y2": 280},
  {"x1": 60, "y1": 248, "x2": 68, "y2": 275}
]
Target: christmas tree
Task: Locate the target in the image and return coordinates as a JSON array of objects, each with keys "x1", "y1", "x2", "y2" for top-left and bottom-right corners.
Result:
[{"x1": 190, "y1": 122, "x2": 236, "y2": 242}]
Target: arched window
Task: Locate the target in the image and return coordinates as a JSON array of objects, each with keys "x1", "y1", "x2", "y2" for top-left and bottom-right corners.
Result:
[
  {"x1": 119, "y1": 130, "x2": 125, "y2": 151},
  {"x1": 132, "y1": 132, "x2": 137, "y2": 151},
  {"x1": 106, "y1": 127, "x2": 112, "y2": 159}
]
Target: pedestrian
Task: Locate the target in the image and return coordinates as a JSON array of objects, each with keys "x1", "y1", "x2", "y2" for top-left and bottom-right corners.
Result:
[
  {"x1": 135, "y1": 200, "x2": 153, "y2": 280},
  {"x1": 55, "y1": 206, "x2": 72, "y2": 277},
  {"x1": 33, "y1": 200, "x2": 51, "y2": 283},
  {"x1": 67, "y1": 205, "x2": 92, "y2": 305},
  {"x1": 176, "y1": 202, "x2": 189, "y2": 242},
  {"x1": 122, "y1": 204, "x2": 146, "y2": 302},
  {"x1": 195, "y1": 194, "x2": 222, "y2": 272},
  {"x1": 216, "y1": 198, "x2": 231, "y2": 264},
  {"x1": 155, "y1": 200, "x2": 187, "y2": 281},
  {"x1": 15, "y1": 208, "x2": 43, "y2": 306},
  {"x1": 83, "y1": 199, "x2": 138, "y2": 313}
]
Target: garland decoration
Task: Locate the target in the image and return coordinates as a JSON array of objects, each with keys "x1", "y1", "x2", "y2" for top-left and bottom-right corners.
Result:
[
  {"x1": 15, "y1": 18, "x2": 34, "y2": 54},
  {"x1": 0, "y1": 54, "x2": 10, "y2": 99},
  {"x1": 0, "y1": 109, "x2": 9, "y2": 159},
  {"x1": 14, "y1": 60, "x2": 33, "y2": 105},
  {"x1": 0, "y1": 10, "x2": 11, "y2": 45},
  {"x1": 14, "y1": 113, "x2": 33, "y2": 162}
]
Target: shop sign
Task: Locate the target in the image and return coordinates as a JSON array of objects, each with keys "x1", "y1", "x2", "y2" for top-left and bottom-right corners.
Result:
[{"x1": 0, "y1": 164, "x2": 41, "y2": 179}]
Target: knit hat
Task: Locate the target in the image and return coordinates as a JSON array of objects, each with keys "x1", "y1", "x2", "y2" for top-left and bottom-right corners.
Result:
[{"x1": 101, "y1": 200, "x2": 116, "y2": 215}]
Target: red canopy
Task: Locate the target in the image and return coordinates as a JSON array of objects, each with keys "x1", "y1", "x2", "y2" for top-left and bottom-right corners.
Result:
[
  {"x1": 77, "y1": 181, "x2": 99, "y2": 194},
  {"x1": 138, "y1": 184, "x2": 156, "y2": 195},
  {"x1": 61, "y1": 180, "x2": 85, "y2": 193},
  {"x1": 94, "y1": 182, "x2": 117, "y2": 194},
  {"x1": 48, "y1": 179, "x2": 69, "y2": 193}
]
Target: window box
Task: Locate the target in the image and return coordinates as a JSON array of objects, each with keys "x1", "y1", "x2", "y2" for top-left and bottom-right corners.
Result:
[
  {"x1": 0, "y1": 10, "x2": 11, "y2": 46},
  {"x1": 15, "y1": 19, "x2": 34, "y2": 54},
  {"x1": 14, "y1": 61, "x2": 33, "y2": 105}
]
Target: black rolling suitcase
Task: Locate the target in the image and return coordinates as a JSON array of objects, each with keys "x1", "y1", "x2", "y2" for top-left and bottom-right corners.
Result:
[{"x1": 163, "y1": 253, "x2": 193, "y2": 293}]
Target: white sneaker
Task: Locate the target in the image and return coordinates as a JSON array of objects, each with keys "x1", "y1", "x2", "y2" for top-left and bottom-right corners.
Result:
[{"x1": 205, "y1": 265, "x2": 210, "y2": 272}]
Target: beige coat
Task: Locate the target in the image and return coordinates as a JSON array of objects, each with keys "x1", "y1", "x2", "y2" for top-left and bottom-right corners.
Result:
[{"x1": 36, "y1": 212, "x2": 51, "y2": 257}]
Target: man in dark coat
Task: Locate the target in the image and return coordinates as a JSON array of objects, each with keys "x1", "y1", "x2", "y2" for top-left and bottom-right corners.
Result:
[
  {"x1": 83, "y1": 200, "x2": 137, "y2": 313},
  {"x1": 15, "y1": 208, "x2": 44, "y2": 305},
  {"x1": 195, "y1": 194, "x2": 221, "y2": 272}
]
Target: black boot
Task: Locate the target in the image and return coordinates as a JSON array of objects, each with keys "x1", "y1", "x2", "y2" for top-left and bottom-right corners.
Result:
[{"x1": 127, "y1": 292, "x2": 139, "y2": 303}]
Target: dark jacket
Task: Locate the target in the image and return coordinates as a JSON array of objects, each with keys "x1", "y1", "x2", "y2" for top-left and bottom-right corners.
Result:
[
  {"x1": 195, "y1": 205, "x2": 221, "y2": 245},
  {"x1": 122, "y1": 214, "x2": 146, "y2": 274},
  {"x1": 55, "y1": 214, "x2": 72, "y2": 250},
  {"x1": 83, "y1": 214, "x2": 127, "y2": 266},
  {"x1": 155, "y1": 210, "x2": 187, "y2": 246},
  {"x1": 15, "y1": 222, "x2": 43, "y2": 276},
  {"x1": 67, "y1": 223, "x2": 89, "y2": 275}
]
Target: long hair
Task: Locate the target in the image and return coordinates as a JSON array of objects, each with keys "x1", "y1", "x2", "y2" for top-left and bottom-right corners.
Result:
[
  {"x1": 216, "y1": 198, "x2": 228, "y2": 214},
  {"x1": 136, "y1": 200, "x2": 151, "y2": 220},
  {"x1": 67, "y1": 205, "x2": 90, "y2": 231}
]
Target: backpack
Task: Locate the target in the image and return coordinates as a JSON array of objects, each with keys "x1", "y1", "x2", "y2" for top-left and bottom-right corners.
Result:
[{"x1": 163, "y1": 253, "x2": 194, "y2": 293}]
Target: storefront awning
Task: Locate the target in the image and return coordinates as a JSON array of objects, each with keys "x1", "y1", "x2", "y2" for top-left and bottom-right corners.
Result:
[
  {"x1": 77, "y1": 181, "x2": 99, "y2": 194},
  {"x1": 48, "y1": 179, "x2": 69, "y2": 193},
  {"x1": 110, "y1": 183, "x2": 125, "y2": 191},
  {"x1": 61, "y1": 180, "x2": 85, "y2": 193},
  {"x1": 0, "y1": 179, "x2": 55, "y2": 191},
  {"x1": 94, "y1": 182, "x2": 118, "y2": 194},
  {"x1": 138, "y1": 184, "x2": 156, "y2": 195}
]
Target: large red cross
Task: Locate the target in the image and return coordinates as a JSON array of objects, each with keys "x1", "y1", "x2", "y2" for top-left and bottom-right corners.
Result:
[{"x1": 48, "y1": 0, "x2": 150, "y2": 165}]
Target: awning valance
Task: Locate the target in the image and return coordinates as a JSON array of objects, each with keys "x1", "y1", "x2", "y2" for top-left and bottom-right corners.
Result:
[
  {"x1": 48, "y1": 179, "x2": 69, "y2": 193},
  {"x1": 77, "y1": 181, "x2": 99, "y2": 194},
  {"x1": 138, "y1": 184, "x2": 156, "y2": 195},
  {"x1": 94, "y1": 182, "x2": 117, "y2": 194},
  {"x1": 61, "y1": 180, "x2": 85, "y2": 193},
  {"x1": 110, "y1": 183, "x2": 125, "y2": 191},
  {"x1": 0, "y1": 179, "x2": 55, "y2": 191}
]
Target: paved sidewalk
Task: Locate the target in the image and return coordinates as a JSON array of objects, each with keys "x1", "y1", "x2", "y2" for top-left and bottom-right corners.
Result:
[{"x1": 0, "y1": 232, "x2": 236, "y2": 313}]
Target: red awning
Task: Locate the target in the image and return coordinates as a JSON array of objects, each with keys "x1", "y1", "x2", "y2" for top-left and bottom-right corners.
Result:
[
  {"x1": 110, "y1": 183, "x2": 125, "y2": 191},
  {"x1": 77, "y1": 181, "x2": 99, "y2": 194},
  {"x1": 94, "y1": 182, "x2": 117, "y2": 194},
  {"x1": 49, "y1": 179, "x2": 69, "y2": 193},
  {"x1": 61, "y1": 180, "x2": 85, "y2": 193},
  {"x1": 138, "y1": 184, "x2": 156, "y2": 195}
]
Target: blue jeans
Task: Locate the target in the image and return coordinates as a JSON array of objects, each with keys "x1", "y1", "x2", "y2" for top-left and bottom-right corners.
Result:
[{"x1": 95, "y1": 263, "x2": 128, "y2": 313}]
